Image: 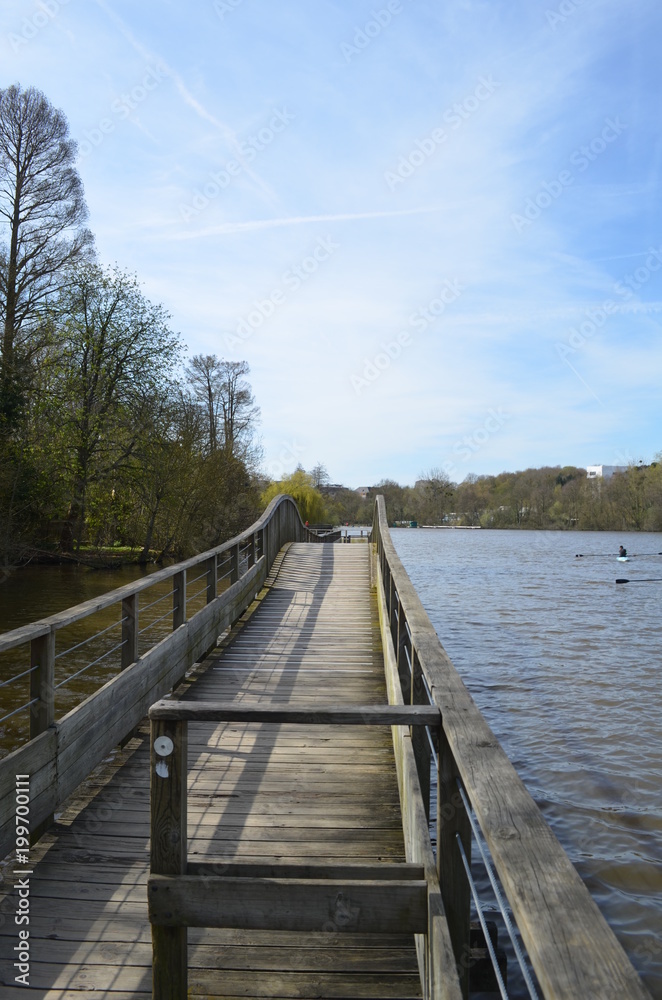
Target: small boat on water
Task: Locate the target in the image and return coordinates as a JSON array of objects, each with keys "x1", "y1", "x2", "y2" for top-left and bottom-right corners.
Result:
[{"x1": 617, "y1": 556, "x2": 629, "y2": 562}]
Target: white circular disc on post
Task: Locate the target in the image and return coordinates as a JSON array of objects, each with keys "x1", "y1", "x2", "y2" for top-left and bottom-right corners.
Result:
[{"x1": 154, "y1": 735, "x2": 174, "y2": 757}]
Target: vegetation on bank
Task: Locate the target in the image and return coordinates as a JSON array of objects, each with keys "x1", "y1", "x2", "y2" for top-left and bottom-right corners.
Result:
[
  {"x1": 0, "y1": 84, "x2": 262, "y2": 568},
  {"x1": 262, "y1": 463, "x2": 662, "y2": 533},
  {"x1": 362, "y1": 463, "x2": 662, "y2": 531}
]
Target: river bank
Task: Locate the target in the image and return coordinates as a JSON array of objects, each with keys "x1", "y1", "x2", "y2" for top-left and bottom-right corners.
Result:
[{"x1": 0, "y1": 546, "x2": 162, "y2": 579}]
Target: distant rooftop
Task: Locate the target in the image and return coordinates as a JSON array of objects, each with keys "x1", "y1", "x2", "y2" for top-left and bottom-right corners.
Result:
[{"x1": 586, "y1": 465, "x2": 628, "y2": 479}]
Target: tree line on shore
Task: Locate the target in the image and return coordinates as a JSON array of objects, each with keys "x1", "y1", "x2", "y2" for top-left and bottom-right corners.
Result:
[
  {"x1": 254, "y1": 461, "x2": 662, "y2": 533},
  {"x1": 0, "y1": 84, "x2": 262, "y2": 566},
  {"x1": 310, "y1": 463, "x2": 661, "y2": 531}
]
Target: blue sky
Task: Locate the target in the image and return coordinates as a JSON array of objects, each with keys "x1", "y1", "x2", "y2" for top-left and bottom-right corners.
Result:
[{"x1": 2, "y1": 0, "x2": 661, "y2": 486}]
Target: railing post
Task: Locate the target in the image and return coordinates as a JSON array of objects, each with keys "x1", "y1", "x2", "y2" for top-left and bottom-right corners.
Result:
[
  {"x1": 248, "y1": 533, "x2": 256, "y2": 568},
  {"x1": 411, "y1": 649, "x2": 432, "y2": 820},
  {"x1": 395, "y1": 595, "x2": 409, "y2": 697},
  {"x1": 173, "y1": 570, "x2": 186, "y2": 629},
  {"x1": 256, "y1": 528, "x2": 264, "y2": 560},
  {"x1": 206, "y1": 555, "x2": 217, "y2": 603},
  {"x1": 230, "y1": 543, "x2": 240, "y2": 584},
  {"x1": 29, "y1": 631, "x2": 55, "y2": 740},
  {"x1": 29, "y1": 630, "x2": 55, "y2": 842},
  {"x1": 151, "y1": 716, "x2": 188, "y2": 999},
  {"x1": 437, "y1": 730, "x2": 472, "y2": 998},
  {"x1": 121, "y1": 593, "x2": 139, "y2": 669}
]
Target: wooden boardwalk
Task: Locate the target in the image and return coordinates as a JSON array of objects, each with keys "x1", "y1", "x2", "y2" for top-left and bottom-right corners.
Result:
[{"x1": 0, "y1": 543, "x2": 423, "y2": 998}]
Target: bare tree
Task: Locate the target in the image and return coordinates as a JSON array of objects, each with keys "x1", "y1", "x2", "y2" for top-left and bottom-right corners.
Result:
[
  {"x1": 218, "y1": 359, "x2": 259, "y2": 460},
  {"x1": 185, "y1": 354, "x2": 223, "y2": 453},
  {"x1": 185, "y1": 355, "x2": 259, "y2": 460},
  {"x1": 0, "y1": 84, "x2": 94, "y2": 426},
  {"x1": 309, "y1": 462, "x2": 330, "y2": 489}
]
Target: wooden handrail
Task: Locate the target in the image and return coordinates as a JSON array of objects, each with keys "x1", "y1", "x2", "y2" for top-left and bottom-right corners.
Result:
[
  {"x1": 0, "y1": 495, "x2": 327, "y2": 857},
  {"x1": 0, "y1": 494, "x2": 320, "y2": 654},
  {"x1": 372, "y1": 495, "x2": 652, "y2": 1000}
]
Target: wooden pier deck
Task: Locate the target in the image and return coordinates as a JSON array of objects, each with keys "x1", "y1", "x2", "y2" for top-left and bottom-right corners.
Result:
[{"x1": 0, "y1": 543, "x2": 423, "y2": 998}]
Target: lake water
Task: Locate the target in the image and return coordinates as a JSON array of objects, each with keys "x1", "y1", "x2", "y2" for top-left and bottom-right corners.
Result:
[{"x1": 392, "y1": 528, "x2": 662, "y2": 998}]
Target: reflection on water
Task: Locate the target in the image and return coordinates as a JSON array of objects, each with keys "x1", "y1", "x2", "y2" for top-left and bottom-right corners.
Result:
[{"x1": 393, "y1": 528, "x2": 662, "y2": 998}]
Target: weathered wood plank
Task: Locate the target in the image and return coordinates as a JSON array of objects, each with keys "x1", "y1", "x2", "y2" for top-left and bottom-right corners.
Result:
[
  {"x1": 148, "y1": 874, "x2": 428, "y2": 934},
  {"x1": 149, "y1": 701, "x2": 441, "y2": 726},
  {"x1": 187, "y1": 861, "x2": 425, "y2": 880}
]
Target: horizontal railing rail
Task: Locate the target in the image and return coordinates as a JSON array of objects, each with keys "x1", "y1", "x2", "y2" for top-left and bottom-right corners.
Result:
[
  {"x1": 0, "y1": 495, "x2": 326, "y2": 858},
  {"x1": 372, "y1": 495, "x2": 652, "y2": 1000}
]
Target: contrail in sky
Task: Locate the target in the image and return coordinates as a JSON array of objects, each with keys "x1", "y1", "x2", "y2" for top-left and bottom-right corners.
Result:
[
  {"x1": 93, "y1": 0, "x2": 280, "y2": 208},
  {"x1": 168, "y1": 205, "x2": 449, "y2": 238}
]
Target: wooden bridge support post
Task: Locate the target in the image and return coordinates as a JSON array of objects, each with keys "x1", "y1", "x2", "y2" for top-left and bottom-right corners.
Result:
[
  {"x1": 205, "y1": 555, "x2": 217, "y2": 603},
  {"x1": 248, "y1": 533, "x2": 256, "y2": 568},
  {"x1": 437, "y1": 729, "x2": 472, "y2": 999},
  {"x1": 173, "y1": 570, "x2": 186, "y2": 630},
  {"x1": 150, "y1": 717, "x2": 188, "y2": 1000},
  {"x1": 29, "y1": 631, "x2": 55, "y2": 842},
  {"x1": 121, "y1": 594, "x2": 139, "y2": 670}
]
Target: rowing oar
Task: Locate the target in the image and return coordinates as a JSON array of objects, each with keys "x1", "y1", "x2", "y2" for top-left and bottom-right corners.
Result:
[
  {"x1": 576, "y1": 552, "x2": 662, "y2": 557},
  {"x1": 616, "y1": 578, "x2": 662, "y2": 584}
]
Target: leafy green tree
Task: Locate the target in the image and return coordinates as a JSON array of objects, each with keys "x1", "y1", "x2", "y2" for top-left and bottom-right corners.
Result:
[
  {"x1": 415, "y1": 468, "x2": 456, "y2": 524},
  {"x1": 261, "y1": 468, "x2": 327, "y2": 524},
  {"x1": 49, "y1": 265, "x2": 182, "y2": 550}
]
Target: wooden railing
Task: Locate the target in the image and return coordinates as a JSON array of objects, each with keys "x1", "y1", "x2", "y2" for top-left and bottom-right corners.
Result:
[
  {"x1": 0, "y1": 495, "x2": 327, "y2": 858},
  {"x1": 147, "y1": 701, "x2": 452, "y2": 1000},
  {"x1": 372, "y1": 495, "x2": 652, "y2": 1000}
]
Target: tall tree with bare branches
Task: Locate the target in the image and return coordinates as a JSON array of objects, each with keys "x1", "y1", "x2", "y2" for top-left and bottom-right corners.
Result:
[
  {"x1": 185, "y1": 355, "x2": 259, "y2": 460},
  {"x1": 0, "y1": 84, "x2": 94, "y2": 428}
]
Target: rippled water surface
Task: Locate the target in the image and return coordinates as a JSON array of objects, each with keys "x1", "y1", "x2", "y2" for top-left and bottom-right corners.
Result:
[{"x1": 392, "y1": 527, "x2": 662, "y2": 997}]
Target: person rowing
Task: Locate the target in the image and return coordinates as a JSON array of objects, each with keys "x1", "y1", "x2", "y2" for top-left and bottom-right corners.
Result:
[{"x1": 619, "y1": 545, "x2": 627, "y2": 558}]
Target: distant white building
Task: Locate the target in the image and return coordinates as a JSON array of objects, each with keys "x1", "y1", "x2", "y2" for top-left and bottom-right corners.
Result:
[{"x1": 586, "y1": 465, "x2": 628, "y2": 479}]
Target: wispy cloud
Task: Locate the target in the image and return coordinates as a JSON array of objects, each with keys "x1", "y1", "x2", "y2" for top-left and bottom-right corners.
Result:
[
  {"x1": 93, "y1": 0, "x2": 280, "y2": 208},
  {"x1": 162, "y1": 204, "x2": 448, "y2": 238}
]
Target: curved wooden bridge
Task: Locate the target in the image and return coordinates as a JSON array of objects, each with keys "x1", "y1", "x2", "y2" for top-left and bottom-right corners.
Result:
[{"x1": 0, "y1": 496, "x2": 653, "y2": 999}]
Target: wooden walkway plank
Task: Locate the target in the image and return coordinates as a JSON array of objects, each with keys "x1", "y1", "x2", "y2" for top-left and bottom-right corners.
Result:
[{"x1": 0, "y1": 543, "x2": 427, "y2": 999}]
